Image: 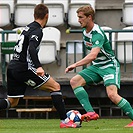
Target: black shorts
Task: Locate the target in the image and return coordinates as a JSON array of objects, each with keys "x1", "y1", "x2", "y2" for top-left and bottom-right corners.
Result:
[{"x1": 7, "y1": 68, "x2": 50, "y2": 98}]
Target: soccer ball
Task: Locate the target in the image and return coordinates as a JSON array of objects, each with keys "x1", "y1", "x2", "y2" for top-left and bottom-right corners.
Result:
[{"x1": 66, "y1": 110, "x2": 82, "y2": 126}]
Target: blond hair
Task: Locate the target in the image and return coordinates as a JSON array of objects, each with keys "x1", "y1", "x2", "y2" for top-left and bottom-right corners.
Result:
[{"x1": 77, "y1": 5, "x2": 95, "y2": 20}]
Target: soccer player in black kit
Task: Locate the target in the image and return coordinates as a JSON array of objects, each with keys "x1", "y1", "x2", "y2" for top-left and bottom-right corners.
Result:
[{"x1": 0, "y1": 4, "x2": 78, "y2": 128}]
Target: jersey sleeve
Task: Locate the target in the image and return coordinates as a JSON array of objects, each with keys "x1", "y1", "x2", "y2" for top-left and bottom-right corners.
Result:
[
  {"x1": 92, "y1": 33, "x2": 105, "y2": 48},
  {"x1": 28, "y1": 29, "x2": 43, "y2": 68}
]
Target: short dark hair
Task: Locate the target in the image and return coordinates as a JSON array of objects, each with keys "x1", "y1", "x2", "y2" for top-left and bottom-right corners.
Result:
[
  {"x1": 34, "y1": 4, "x2": 48, "y2": 20},
  {"x1": 77, "y1": 5, "x2": 95, "y2": 20}
]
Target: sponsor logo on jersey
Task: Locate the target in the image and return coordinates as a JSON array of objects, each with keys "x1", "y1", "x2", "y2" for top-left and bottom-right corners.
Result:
[
  {"x1": 86, "y1": 42, "x2": 92, "y2": 47},
  {"x1": 31, "y1": 35, "x2": 38, "y2": 41},
  {"x1": 95, "y1": 40, "x2": 100, "y2": 45}
]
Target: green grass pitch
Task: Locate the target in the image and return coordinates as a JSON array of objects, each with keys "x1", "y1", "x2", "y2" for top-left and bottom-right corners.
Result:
[{"x1": 0, "y1": 119, "x2": 133, "y2": 133}]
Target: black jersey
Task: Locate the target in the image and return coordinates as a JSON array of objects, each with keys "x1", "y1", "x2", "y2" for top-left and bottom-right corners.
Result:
[{"x1": 8, "y1": 21, "x2": 43, "y2": 71}]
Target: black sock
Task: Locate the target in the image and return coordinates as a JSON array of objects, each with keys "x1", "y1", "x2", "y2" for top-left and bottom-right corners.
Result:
[
  {"x1": 0, "y1": 99, "x2": 11, "y2": 110},
  {"x1": 50, "y1": 91, "x2": 67, "y2": 120}
]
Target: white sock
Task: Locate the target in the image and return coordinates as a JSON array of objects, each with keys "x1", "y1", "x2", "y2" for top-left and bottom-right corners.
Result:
[{"x1": 61, "y1": 117, "x2": 70, "y2": 123}]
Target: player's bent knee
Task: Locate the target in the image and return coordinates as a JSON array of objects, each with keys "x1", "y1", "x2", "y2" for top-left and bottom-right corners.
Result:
[
  {"x1": 70, "y1": 75, "x2": 85, "y2": 89},
  {"x1": 107, "y1": 92, "x2": 118, "y2": 103},
  {"x1": 8, "y1": 98, "x2": 19, "y2": 107},
  {"x1": 70, "y1": 77, "x2": 82, "y2": 89},
  {"x1": 53, "y1": 82, "x2": 60, "y2": 91},
  {"x1": 48, "y1": 82, "x2": 61, "y2": 92}
]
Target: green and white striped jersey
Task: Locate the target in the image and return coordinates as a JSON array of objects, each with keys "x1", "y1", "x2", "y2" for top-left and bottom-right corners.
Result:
[{"x1": 83, "y1": 24, "x2": 117, "y2": 68}]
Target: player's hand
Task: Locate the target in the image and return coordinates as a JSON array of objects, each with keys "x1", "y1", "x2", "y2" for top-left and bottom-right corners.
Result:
[
  {"x1": 36, "y1": 67, "x2": 44, "y2": 76},
  {"x1": 65, "y1": 64, "x2": 76, "y2": 73}
]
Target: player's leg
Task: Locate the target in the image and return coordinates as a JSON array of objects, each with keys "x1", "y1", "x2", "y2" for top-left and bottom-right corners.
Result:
[
  {"x1": 106, "y1": 85, "x2": 133, "y2": 127},
  {"x1": 0, "y1": 98, "x2": 11, "y2": 110},
  {"x1": 70, "y1": 66, "x2": 100, "y2": 122},
  {"x1": 106, "y1": 85, "x2": 133, "y2": 118},
  {"x1": 42, "y1": 77, "x2": 80, "y2": 128},
  {"x1": 70, "y1": 75, "x2": 94, "y2": 113},
  {"x1": 0, "y1": 97, "x2": 20, "y2": 110},
  {"x1": 40, "y1": 77, "x2": 80, "y2": 128},
  {"x1": 25, "y1": 69, "x2": 78, "y2": 128},
  {"x1": 106, "y1": 85, "x2": 122, "y2": 104},
  {"x1": 103, "y1": 61, "x2": 133, "y2": 127},
  {"x1": 39, "y1": 77, "x2": 67, "y2": 120},
  {"x1": 8, "y1": 97, "x2": 20, "y2": 107},
  {"x1": 0, "y1": 69, "x2": 22, "y2": 110}
]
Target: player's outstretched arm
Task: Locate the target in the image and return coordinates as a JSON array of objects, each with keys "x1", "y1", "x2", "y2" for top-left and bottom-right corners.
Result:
[{"x1": 65, "y1": 64, "x2": 76, "y2": 73}]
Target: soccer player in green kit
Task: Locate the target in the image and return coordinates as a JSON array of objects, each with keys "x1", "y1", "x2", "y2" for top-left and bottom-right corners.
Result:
[{"x1": 65, "y1": 5, "x2": 133, "y2": 127}]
